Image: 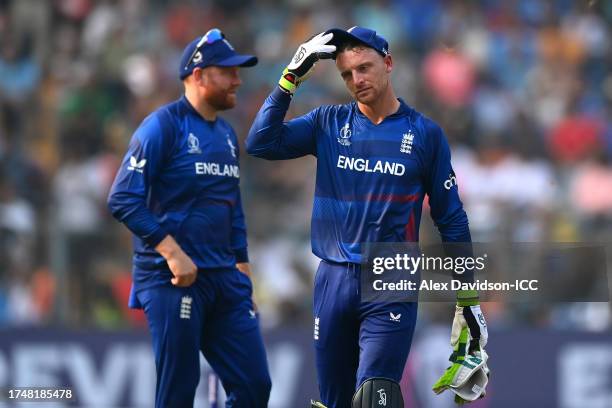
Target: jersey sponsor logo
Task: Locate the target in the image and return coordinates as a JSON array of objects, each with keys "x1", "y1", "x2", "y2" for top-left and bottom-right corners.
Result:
[
  {"x1": 400, "y1": 130, "x2": 414, "y2": 154},
  {"x1": 337, "y1": 155, "x2": 405, "y2": 176},
  {"x1": 313, "y1": 317, "x2": 320, "y2": 340},
  {"x1": 377, "y1": 388, "x2": 387, "y2": 406},
  {"x1": 127, "y1": 156, "x2": 146, "y2": 173},
  {"x1": 195, "y1": 162, "x2": 240, "y2": 178},
  {"x1": 337, "y1": 123, "x2": 352, "y2": 146},
  {"x1": 180, "y1": 296, "x2": 192, "y2": 319},
  {"x1": 188, "y1": 133, "x2": 202, "y2": 154},
  {"x1": 389, "y1": 312, "x2": 402, "y2": 322},
  {"x1": 226, "y1": 134, "x2": 237, "y2": 158},
  {"x1": 444, "y1": 172, "x2": 457, "y2": 190},
  {"x1": 249, "y1": 309, "x2": 257, "y2": 319}
]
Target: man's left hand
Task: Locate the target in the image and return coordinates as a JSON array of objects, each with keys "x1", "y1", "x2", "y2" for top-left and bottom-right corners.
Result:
[
  {"x1": 236, "y1": 262, "x2": 252, "y2": 278},
  {"x1": 451, "y1": 304, "x2": 488, "y2": 351}
]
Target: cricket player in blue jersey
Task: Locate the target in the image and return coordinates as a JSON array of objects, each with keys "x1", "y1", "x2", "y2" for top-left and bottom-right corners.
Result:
[
  {"x1": 108, "y1": 28, "x2": 271, "y2": 408},
  {"x1": 246, "y1": 27, "x2": 489, "y2": 407}
]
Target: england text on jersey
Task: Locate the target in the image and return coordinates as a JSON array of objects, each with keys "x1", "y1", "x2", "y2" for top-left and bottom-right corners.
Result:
[{"x1": 336, "y1": 155, "x2": 405, "y2": 176}]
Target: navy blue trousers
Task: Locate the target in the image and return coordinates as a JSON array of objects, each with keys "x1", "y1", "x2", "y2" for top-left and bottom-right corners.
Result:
[
  {"x1": 137, "y1": 268, "x2": 271, "y2": 408},
  {"x1": 314, "y1": 260, "x2": 417, "y2": 408}
]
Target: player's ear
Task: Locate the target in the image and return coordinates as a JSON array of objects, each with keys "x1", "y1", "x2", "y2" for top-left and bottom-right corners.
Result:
[
  {"x1": 192, "y1": 67, "x2": 207, "y2": 86},
  {"x1": 383, "y1": 54, "x2": 393, "y2": 74}
]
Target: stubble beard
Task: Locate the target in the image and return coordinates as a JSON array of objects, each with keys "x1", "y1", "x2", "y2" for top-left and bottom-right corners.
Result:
[{"x1": 205, "y1": 89, "x2": 236, "y2": 111}]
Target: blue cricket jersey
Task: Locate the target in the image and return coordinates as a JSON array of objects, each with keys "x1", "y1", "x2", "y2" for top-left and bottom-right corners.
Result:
[
  {"x1": 108, "y1": 96, "x2": 248, "y2": 293},
  {"x1": 246, "y1": 88, "x2": 470, "y2": 264}
]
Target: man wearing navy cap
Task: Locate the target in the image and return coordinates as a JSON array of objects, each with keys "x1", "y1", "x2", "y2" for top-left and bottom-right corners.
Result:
[
  {"x1": 108, "y1": 28, "x2": 271, "y2": 408},
  {"x1": 247, "y1": 27, "x2": 488, "y2": 407}
]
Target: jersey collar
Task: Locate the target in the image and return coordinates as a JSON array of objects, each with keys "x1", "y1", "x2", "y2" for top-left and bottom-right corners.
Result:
[{"x1": 354, "y1": 98, "x2": 413, "y2": 124}]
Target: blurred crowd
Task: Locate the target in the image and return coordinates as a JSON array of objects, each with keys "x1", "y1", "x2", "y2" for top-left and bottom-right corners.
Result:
[{"x1": 0, "y1": 0, "x2": 610, "y2": 330}]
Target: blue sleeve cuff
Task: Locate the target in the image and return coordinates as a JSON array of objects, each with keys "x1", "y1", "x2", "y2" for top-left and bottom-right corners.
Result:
[
  {"x1": 234, "y1": 247, "x2": 249, "y2": 263},
  {"x1": 271, "y1": 86, "x2": 293, "y2": 106},
  {"x1": 145, "y1": 226, "x2": 169, "y2": 249}
]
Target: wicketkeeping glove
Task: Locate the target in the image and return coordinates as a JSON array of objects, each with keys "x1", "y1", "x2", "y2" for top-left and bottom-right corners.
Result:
[
  {"x1": 432, "y1": 327, "x2": 490, "y2": 404},
  {"x1": 453, "y1": 356, "x2": 490, "y2": 405},
  {"x1": 278, "y1": 32, "x2": 336, "y2": 94},
  {"x1": 452, "y1": 290, "x2": 488, "y2": 351}
]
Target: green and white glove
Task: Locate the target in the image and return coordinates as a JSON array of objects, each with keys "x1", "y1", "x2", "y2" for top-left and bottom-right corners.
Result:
[
  {"x1": 452, "y1": 290, "x2": 488, "y2": 352},
  {"x1": 432, "y1": 327, "x2": 490, "y2": 404},
  {"x1": 433, "y1": 291, "x2": 490, "y2": 404},
  {"x1": 454, "y1": 358, "x2": 490, "y2": 405},
  {"x1": 278, "y1": 32, "x2": 336, "y2": 94}
]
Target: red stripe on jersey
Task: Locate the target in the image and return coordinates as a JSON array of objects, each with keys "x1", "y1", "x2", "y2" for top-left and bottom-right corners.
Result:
[
  {"x1": 365, "y1": 193, "x2": 420, "y2": 203},
  {"x1": 405, "y1": 209, "x2": 416, "y2": 242}
]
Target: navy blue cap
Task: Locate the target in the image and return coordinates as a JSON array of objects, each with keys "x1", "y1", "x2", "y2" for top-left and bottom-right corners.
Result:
[
  {"x1": 179, "y1": 29, "x2": 258, "y2": 80},
  {"x1": 326, "y1": 26, "x2": 389, "y2": 58}
]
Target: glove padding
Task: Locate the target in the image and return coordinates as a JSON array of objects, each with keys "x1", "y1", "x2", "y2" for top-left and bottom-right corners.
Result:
[
  {"x1": 279, "y1": 32, "x2": 336, "y2": 94},
  {"x1": 433, "y1": 327, "x2": 490, "y2": 404},
  {"x1": 451, "y1": 304, "x2": 488, "y2": 350},
  {"x1": 453, "y1": 358, "x2": 490, "y2": 405}
]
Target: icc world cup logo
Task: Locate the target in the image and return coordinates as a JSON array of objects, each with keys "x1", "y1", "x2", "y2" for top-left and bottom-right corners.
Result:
[
  {"x1": 188, "y1": 133, "x2": 202, "y2": 154},
  {"x1": 337, "y1": 123, "x2": 352, "y2": 146}
]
